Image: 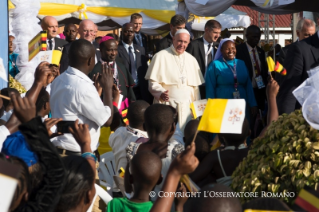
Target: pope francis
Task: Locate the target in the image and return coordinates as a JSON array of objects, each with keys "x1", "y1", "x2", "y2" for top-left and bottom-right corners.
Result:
[{"x1": 145, "y1": 29, "x2": 204, "y2": 131}]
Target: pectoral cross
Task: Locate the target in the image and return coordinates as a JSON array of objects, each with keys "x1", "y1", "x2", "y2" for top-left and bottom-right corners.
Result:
[{"x1": 180, "y1": 75, "x2": 186, "y2": 84}]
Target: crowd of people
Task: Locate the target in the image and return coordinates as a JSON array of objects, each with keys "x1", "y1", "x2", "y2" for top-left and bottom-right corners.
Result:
[{"x1": 2, "y1": 11, "x2": 319, "y2": 212}]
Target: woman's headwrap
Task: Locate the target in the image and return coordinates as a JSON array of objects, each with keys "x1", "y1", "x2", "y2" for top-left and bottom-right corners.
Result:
[{"x1": 214, "y1": 38, "x2": 235, "y2": 61}]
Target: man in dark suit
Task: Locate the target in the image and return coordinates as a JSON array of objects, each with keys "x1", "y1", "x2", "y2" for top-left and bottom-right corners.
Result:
[
  {"x1": 156, "y1": 15, "x2": 186, "y2": 53},
  {"x1": 277, "y1": 28, "x2": 319, "y2": 115},
  {"x1": 236, "y1": 25, "x2": 268, "y2": 110},
  {"x1": 276, "y1": 19, "x2": 316, "y2": 86},
  {"x1": 60, "y1": 19, "x2": 101, "y2": 74},
  {"x1": 89, "y1": 37, "x2": 136, "y2": 104},
  {"x1": 117, "y1": 23, "x2": 153, "y2": 104},
  {"x1": 63, "y1": 23, "x2": 78, "y2": 43},
  {"x1": 130, "y1": 13, "x2": 148, "y2": 52},
  {"x1": 41, "y1": 16, "x2": 67, "y2": 51},
  {"x1": 236, "y1": 25, "x2": 268, "y2": 138},
  {"x1": 278, "y1": 19, "x2": 316, "y2": 65},
  {"x1": 186, "y1": 20, "x2": 222, "y2": 99}
]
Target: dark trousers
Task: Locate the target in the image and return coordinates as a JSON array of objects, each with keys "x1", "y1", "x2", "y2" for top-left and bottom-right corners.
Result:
[
  {"x1": 199, "y1": 85, "x2": 206, "y2": 99},
  {"x1": 133, "y1": 86, "x2": 142, "y2": 100}
]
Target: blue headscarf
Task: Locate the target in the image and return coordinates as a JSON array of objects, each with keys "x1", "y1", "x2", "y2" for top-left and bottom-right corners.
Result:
[{"x1": 2, "y1": 131, "x2": 38, "y2": 167}]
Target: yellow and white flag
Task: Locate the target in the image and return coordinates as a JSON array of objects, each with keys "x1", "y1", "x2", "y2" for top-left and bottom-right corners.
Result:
[
  {"x1": 190, "y1": 99, "x2": 207, "y2": 119},
  {"x1": 198, "y1": 99, "x2": 246, "y2": 134}
]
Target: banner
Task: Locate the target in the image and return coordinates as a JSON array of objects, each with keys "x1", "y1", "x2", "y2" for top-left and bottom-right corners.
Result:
[{"x1": 0, "y1": 0, "x2": 9, "y2": 89}]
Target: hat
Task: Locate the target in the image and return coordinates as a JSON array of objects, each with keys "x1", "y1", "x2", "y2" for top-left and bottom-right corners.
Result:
[
  {"x1": 2, "y1": 131, "x2": 38, "y2": 167},
  {"x1": 99, "y1": 36, "x2": 114, "y2": 44}
]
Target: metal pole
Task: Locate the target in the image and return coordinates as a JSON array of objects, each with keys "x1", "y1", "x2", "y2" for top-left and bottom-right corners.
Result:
[
  {"x1": 273, "y1": 14, "x2": 276, "y2": 62},
  {"x1": 292, "y1": 13, "x2": 299, "y2": 42}
]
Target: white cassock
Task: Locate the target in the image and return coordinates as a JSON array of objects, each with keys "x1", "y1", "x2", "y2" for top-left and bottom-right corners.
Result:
[{"x1": 145, "y1": 45, "x2": 205, "y2": 132}]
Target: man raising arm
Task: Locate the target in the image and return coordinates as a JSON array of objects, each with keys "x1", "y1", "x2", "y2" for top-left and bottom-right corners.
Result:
[{"x1": 50, "y1": 39, "x2": 113, "y2": 156}]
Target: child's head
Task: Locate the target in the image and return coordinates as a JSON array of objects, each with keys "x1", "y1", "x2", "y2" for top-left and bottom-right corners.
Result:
[
  {"x1": 184, "y1": 120, "x2": 199, "y2": 142},
  {"x1": 56, "y1": 156, "x2": 95, "y2": 212},
  {"x1": 36, "y1": 87, "x2": 50, "y2": 117},
  {"x1": 242, "y1": 198, "x2": 291, "y2": 211},
  {"x1": 1, "y1": 88, "x2": 19, "y2": 112},
  {"x1": 184, "y1": 133, "x2": 210, "y2": 162},
  {"x1": 144, "y1": 104, "x2": 176, "y2": 140},
  {"x1": 0, "y1": 153, "x2": 30, "y2": 211},
  {"x1": 218, "y1": 118, "x2": 250, "y2": 146},
  {"x1": 129, "y1": 151, "x2": 162, "y2": 193},
  {"x1": 185, "y1": 184, "x2": 242, "y2": 212},
  {"x1": 127, "y1": 100, "x2": 150, "y2": 129}
]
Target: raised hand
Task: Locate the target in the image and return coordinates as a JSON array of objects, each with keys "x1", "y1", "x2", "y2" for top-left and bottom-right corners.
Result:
[
  {"x1": 98, "y1": 63, "x2": 113, "y2": 90},
  {"x1": 93, "y1": 73, "x2": 103, "y2": 96},
  {"x1": 169, "y1": 141, "x2": 198, "y2": 176},
  {"x1": 34, "y1": 62, "x2": 53, "y2": 87},
  {"x1": 69, "y1": 119, "x2": 91, "y2": 152},
  {"x1": 44, "y1": 118, "x2": 63, "y2": 138},
  {"x1": 266, "y1": 78, "x2": 280, "y2": 99},
  {"x1": 11, "y1": 93, "x2": 36, "y2": 123}
]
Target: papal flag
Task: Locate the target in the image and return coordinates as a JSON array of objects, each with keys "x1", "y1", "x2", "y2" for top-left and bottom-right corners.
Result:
[{"x1": 198, "y1": 99, "x2": 246, "y2": 134}]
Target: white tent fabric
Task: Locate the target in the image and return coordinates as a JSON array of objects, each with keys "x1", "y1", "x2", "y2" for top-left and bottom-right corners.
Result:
[
  {"x1": 184, "y1": 0, "x2": 236, "y2": 17},
  {"x1": 184, "y1": 0, "x2": 297, "y2": 16},
  {"x1": 11, "y1": 0, "x2": 42, "y2": 90},
  {"x1": 191, "y1": 7, "x2": 251, "y2": 31}
]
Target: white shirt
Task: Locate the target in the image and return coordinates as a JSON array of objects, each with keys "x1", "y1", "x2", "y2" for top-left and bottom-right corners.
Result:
[
  {"x1": 246, "y1": 43, "x2": 262, "y2": 88},
  {"x1": 50, "y1": 66, "x2": 111, "y2": 152},
  {"x1": 109, "y1": 126, "x2": 148, "y2": 175},
  {"x1": 46, "y1": 38, "x2": 55, "y2": 50},
  {"x1": 0, "y1": 125, "x2": 10, "y2": 151},
  {"x1": 109, "y1": 123, "x2": 184, "y2": 177},
  {"x1": 122, "y1": 41, "x2": 136, "y2": 61},
  {"x1": 203, "y1": 37, "x2": 214, "y2": 76}
]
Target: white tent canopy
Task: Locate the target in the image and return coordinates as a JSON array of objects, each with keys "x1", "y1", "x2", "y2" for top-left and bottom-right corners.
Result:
[{"x1": 190, "y1": 7, "x2": 251, "y2": 31}]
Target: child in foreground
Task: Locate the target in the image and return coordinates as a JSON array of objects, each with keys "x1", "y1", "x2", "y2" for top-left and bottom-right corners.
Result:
[
  {"x1": 107, "y1": 151, "x2": 162, "y2": 212},
  {"x1": 125, "y1": 104, "x2": 185, "y2": 197},
  {"x1": 189, "y1": 118, "x2": 250, "y2": 187}
]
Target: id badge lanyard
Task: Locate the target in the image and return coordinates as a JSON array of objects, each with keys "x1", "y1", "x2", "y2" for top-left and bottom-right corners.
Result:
[{"x1": 223, "y1": 58, "x2": 238, "y2": 91}]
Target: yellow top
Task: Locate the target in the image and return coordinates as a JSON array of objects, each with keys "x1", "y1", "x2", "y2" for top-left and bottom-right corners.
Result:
[{"x1": 98, "y1": 127, "x2": 113, "y2": 155}]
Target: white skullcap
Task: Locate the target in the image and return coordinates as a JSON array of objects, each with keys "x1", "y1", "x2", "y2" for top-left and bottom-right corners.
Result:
[{"x1": 175, "y1": 29, "x2": 190, "y2": 36}]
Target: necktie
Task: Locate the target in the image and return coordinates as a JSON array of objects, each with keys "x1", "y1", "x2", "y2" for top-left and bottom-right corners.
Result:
[
  {"x1": 252, "y1": 49, "x2": 261, "y2": 76},
  {"x1": 128, "y1": 46, "x2": 137, "y2": 84},
  {"x1": 48, "y1": 39, "x2": 53, "y2": 50},
  {"x1": 136, "y1": 34, "x2": 143, "y2": 47},
  {"x1": 207, "y1": 44, "x2": 213, "y2": 66}
]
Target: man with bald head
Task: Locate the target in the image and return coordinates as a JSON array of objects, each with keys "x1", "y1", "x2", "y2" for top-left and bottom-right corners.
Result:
[
  {"x1": 89, "y1": 36, "x2": 136, "y2": 103},
  {"x1": 117, "y1": 23, "x2": 152, "y2": 104},
  {"x1": 145, "y1": 29, "x2": 204, "y2": 131},
  {"x1": 41, "y1": 16, "x2": 67, "y2": 51},
  {"x1": 50, "y1": 39, "x2": 114, "y2": 155},
  {"x1": 63, "y1": 23, "x2": 78, "y2": 43},
  {"x1": 277, "y1": 18, "x2": 319, "y2": 114},
  {"x1": 60, "y1": 19, "x2": 101, "y2": 73}
]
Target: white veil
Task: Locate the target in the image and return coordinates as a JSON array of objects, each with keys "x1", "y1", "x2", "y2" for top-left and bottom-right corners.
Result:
[{"x1": 213, "y1": 38, "x2": 235, "y2": 61}]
